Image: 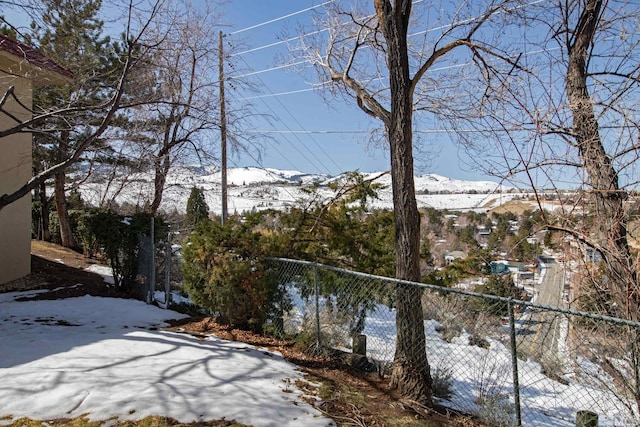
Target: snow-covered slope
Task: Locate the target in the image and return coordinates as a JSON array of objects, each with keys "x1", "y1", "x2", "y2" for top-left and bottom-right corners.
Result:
[
  {"x1": 359, "y1": 171, "x2": 508, "y2": 194},
  {"x1": 77, "y1": 165, "x2": 517, "y2": 215}
]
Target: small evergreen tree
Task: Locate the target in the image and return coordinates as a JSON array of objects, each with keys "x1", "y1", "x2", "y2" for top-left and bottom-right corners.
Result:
[
  {"x1": 182, "y1": 215, "x2": 285, "y2": 333},
  {"x1": 278, "y1": 172, "x2": 394, "y2": 276},
  {"x1": 84, "y1": 210, "x2": 165, "y2": 296},
  {"x1": 185, "y1": 187, "x2": 210, "y2": 229},
  {"x1": 474, "y1": 274, "x2": 517, "y2": 316},
  {"x1": 29, "y1": 0, "x2": 120, "y2": 249},
  {"x1": 181, "y1": 172, "x2": 397, "y2": 335}
]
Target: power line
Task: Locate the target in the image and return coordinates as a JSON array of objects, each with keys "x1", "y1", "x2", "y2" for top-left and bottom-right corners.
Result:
[
  {"x1": 231, "y1": 60, "x2": 310, "y2": 79},
  {"x1": 228, "y1": 0, "x2": 428, "y2": 39},
  {"x1": 246, "y1": 130, "x2": 374, "y2": 134},
  {"x1": 230, "y1": 43, "x2": 556, "y2": 88},
  {"x1": 229, "y1": 0, "x2": 544, "y2": 60},
  {"x1": 229, "y1": 28, "x2": 327, "y2": 57},
  {"x1": 236, "y1": 56, "x2": 343, "y2": 175},
  {"x1": 237, "y1": 85, "x2": 325, "y2": 101},
  {"x1": 234, "y1": 133, "x2": 301, "y2": 172},
  {"x1": 244, "y1": 128, "x2": 540, "y2": 134},
  {"x1": 243, "y1": 124, "x2": 632, "y2": 134},
  {"x1": 229, "y1": 0, "x2": 547, "y2": 76},
  {"x1": 228, "y1": 0, "x2": 428, "y2": 44},
  {"x1": 233, "y1": 44, "x2": 561, "y2": 101},
  {"x1": 229, "y1": 1, "x2": 334, "y2": 36},
  {"x1": 408, "y1": 0, "x2": 547, "y2": 38},
  {"x1": 239, "y1": 94, "x2": 331, "y2": 174},
  {"x1": 221, "y1": 0, "x2": 572, "y2": 177}
]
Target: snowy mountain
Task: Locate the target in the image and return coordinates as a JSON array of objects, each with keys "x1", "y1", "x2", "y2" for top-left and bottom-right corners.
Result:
[
  {"x1": 77, "y1": 165, "x2": 517, "y2": 215},
  {"x1": 359, "y1": 171, "x2": 510, "y2": 194}
]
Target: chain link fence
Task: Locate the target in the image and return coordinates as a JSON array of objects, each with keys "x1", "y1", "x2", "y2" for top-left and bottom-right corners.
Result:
[
  {"x1": 268, "y1": 257, "x2": 640, "y2": 427},
  {"x1": 136, "y1": 219, "x2": 177, "y2": 308}
]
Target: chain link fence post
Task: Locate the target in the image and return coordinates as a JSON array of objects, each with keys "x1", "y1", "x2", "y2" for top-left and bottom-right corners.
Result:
[
  {"x1": 147, "y1": 216, "x2": 155, "y2": 304},
  {"x1": 314, "y1": 263, "x2": 321, "y2": 351},
  {"x1": 508, "y1": 297, "x2": 522, "y2": 426},
  {"x1": 154, "y1": 228, "x2": 171, "y2": 309}
]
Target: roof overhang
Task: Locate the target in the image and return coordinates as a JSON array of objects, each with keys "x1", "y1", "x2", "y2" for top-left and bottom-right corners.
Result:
[{"x1": 0, "y1": 34, "x2": 73, "y2": 86}]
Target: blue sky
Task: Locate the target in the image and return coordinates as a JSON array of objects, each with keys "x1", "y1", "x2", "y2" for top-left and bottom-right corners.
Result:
[
  {"x1": 220, "y1": 0, "x2": 489, "y2": 181},
  {"x1": 2, "y1": 1, "x2": 504, "y2": 183}
]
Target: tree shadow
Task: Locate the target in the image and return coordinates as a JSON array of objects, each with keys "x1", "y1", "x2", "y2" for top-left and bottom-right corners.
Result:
[{"x1": 0, "y1": 293, "x2": 315, "y2": 424}]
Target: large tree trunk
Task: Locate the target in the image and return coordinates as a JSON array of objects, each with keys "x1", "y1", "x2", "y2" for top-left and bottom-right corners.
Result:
[
  {"x1": 53, "y1": 129, "x2": 78, "y2": 250},
  {"x1": 150, "y1": 154, "x2": 169, "y2": 215},
  {"x1": 565, "y1": 0, "x2": 638, "y2": 319},
  {"x1": 566, "y1": 0, "x2": 640, "y2": 414},
  {"x1": 377, "y1": 0, "x2": 433, "y2": 406},
  {"x1": 54, "y1": 171, "x2": 78, "y2": 249}
]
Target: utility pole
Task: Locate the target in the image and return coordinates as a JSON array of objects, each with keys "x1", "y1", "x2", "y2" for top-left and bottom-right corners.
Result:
[{"x1": 219, "y1": 31, "x2": 228, "y2": 224}]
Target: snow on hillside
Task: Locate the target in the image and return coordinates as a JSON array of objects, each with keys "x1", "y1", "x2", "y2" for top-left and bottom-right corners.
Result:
[
  {"x1": 283, "y1": 287, "x2": 636, "y2": 426},
  {"x1": 192, "y1": 166, "x2": 330, "y2": 186},
  {"x1": 359, "y1": 171, "x2": 510, "y2": 194},
  {"x1": 361, "y1": 311, "x2": 634, "y2": 426},
  {"x1": 77, "y1": 166, "x2": 518, "y2": 215}
]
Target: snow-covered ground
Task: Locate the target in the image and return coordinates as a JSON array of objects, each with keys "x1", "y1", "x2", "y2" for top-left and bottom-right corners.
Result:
[
  {"x1": 0, "y1": 289, "x2": 333, "y2": 427},
  {"x1": 2, "y1": 262, "x2": 636, "y2": 426},
  {"x1": 285, "y1": 290, "x2": 638, "y2": 426},
  {"x1": 361, "y1": 309, "x2": 635, "y2": 426}
]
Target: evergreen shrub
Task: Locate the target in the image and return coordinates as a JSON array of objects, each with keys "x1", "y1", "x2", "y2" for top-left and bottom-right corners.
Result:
[
  {"x1": 83, "y1": 209, "x2": 165, "y2": 295},
  {"x1": 182, "y1": 216, "x2": 286, "y2": 333}
]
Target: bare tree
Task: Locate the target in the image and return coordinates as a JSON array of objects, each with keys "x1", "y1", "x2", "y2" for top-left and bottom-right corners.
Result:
[
  {"x1": 450, "y1": 2, "x2": 640, "y2": 413},
  {"x1": 96, "y1": 0, "x2": 266, "y2": 216},
  {"x1": 563, "y1": 0, "x2": 638, "y2": 319},
  {"x1": 297, "y1": 0, "x2": 518, "y2": 405},
  {"x1": 118, "y1": 1, "x2": 223, "y2": 215},
  {"x1": 456, "y1": 0, "x2": 640, "y2": 320}
]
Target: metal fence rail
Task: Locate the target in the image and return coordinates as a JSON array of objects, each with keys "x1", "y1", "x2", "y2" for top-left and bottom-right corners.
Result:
[{"x1": 269, "y1": 257, "x2": 640, "y2": 427}]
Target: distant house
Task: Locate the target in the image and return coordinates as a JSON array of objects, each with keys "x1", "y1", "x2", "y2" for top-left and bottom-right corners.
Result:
[
  {"x1": 585, "y1": 247, "x2": 603, "y2": 264},
  {"x1": 491, "y1": 260, "x2": 536, "y2": 287},
  {"x1": 477, "y1": 229, "x2": 491, "y2": 246},
  {"x1": 0, "y1": 34, "x2": 72, "y2": 285},
  {"x1": 490, "y1": 261, "x2": 511, "y2": 275},
  {"x1": 444, "y1": 250, "x2": 467, "y2": 265}
]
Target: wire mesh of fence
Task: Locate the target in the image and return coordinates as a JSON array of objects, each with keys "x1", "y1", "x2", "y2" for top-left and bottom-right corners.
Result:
[
  {"x1": 136, "y1": 219, "x2": 176, "y2": 307},
  {"x1": 269, "y1": 257, "x2": 640, "y2": 427},
  {"x1": 136, "y1": 233, "x2": 154, "y2": 303}
]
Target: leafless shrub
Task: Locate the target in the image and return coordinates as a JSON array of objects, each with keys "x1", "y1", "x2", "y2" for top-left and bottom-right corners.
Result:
[{"x1": 473, "y1": 350, "x2": 515, "y2": 426}]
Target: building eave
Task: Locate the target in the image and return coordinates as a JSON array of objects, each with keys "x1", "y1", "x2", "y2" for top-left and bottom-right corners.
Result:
[{"x1": 0, "y1": 34, "x2": 74, "y2": 86}]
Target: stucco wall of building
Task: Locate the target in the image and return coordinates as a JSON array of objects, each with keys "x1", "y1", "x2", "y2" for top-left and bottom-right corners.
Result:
[{"x1": 0, "y1": 74, "x2": 32, "y2": 284}]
